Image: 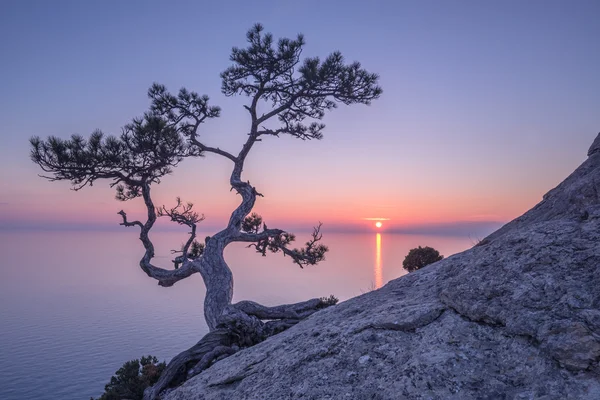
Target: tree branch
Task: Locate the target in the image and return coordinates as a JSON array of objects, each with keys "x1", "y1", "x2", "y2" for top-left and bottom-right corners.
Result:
[
  {"x1": 234, "y1": 222, "x2": 328, "y2": 268},
  {"x1": 117, "y1": 185, "x2": 199, "y2": 287},
  {"x1": 117, "y1": 210, "x2": 143, "y2": 228},
  {"x1": 30, "y1": 115, "x2": 199, "y2": 196},
  {"x1": 191, "y1": 139, "x2": 238, "y2": 162},
  {"x1": 147, "y1": 84, "x2": 238, "y2": 163},
  {"x1": 157, "y1": 197, "x2": 205, "y2": 266},
  {"x1": 233, "y1": 297, "x2": 335, "y2": 320}
]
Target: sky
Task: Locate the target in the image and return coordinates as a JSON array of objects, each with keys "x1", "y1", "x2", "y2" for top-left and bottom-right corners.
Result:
[{"x1": 0, "y1": 0, "x2": 599, "y2": 235}]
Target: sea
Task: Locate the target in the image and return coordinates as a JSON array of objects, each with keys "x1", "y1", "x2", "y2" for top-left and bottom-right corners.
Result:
[{"x1": 0, "y1": 230, "x2": 473, "y2": 400}]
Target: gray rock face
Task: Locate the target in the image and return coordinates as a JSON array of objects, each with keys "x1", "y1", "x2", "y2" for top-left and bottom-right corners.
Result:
[{"x1": 166, "y1": 134, "x2": 600, "y2": 400}]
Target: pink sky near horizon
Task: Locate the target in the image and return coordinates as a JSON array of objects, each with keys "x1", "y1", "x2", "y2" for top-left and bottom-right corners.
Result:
[{"x1": 0, "y1": 136, "x2": 587, "y2": 234}]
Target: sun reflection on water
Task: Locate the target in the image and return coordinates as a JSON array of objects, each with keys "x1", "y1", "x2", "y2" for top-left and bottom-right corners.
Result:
[{"x1": 375, "y1": 233, "x2": 383, "y2": 289}]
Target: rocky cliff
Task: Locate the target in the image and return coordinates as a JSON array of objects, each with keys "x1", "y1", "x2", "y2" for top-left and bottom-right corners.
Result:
[{"x1": 165, "y1": 134, "x2": 600, "y2": 400}]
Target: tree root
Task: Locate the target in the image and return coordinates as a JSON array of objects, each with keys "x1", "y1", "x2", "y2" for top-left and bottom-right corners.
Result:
[{"x1": 143, "y1": 296, "x2": 337, "y2": 400}]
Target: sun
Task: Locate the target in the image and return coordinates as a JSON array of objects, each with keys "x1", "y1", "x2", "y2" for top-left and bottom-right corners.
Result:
[{"x1": 375, "y1": 221, "x2": 382, "y2": 228}]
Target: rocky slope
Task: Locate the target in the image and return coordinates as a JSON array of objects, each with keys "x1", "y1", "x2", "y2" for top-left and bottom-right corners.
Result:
[{"x1": 165, "y1": 134, "x2": 600, "y2": 400}]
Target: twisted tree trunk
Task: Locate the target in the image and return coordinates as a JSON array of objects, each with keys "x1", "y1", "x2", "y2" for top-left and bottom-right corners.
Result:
[
  {"x1": 143, "y1": 285, "x2": 334, "y2": 400},
  {"x1": 197, "y1": 234, "x2": 234, "y2": 331},
  {"x1": 142, "y1": 180, "x2": 335, "y2": 400}
]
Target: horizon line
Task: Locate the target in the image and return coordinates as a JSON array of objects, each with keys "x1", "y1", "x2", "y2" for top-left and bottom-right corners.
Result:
[{"x1": 0, "y1": 219, "x2": 506, "y2": 238}]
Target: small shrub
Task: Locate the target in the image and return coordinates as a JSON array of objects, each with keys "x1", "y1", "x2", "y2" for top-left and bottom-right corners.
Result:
[
  {"x1": 92, "y1": 355, "x2": 166, "y2": 400},
  {"x1": 402, "y1": 246, "x2": 443, "y2": 273}
]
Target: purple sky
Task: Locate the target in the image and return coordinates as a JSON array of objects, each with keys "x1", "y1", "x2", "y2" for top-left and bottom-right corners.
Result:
[{"x1": 1, "y1": 0, "x2": 599, "y2": 234}]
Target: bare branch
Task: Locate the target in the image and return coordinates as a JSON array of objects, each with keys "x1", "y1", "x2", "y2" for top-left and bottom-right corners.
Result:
[
  {"x1": 233, "y1": 297, "x2": 337, "y2": 320},
  {"x1": 117, "y1": 185, "x2": 199, "y2": 287},
  {"x1": 157, "y1": 197, "x2": 205, "y2": 268},
  {"x1": 157, "y1": 197, "x2": 205, "y2": 227},
  {"x1": 117, "y1": 210, "x2": 143, "y2": 229},
  {"x1": 190, "y1": 140, "x2": 238, "y2": 162}
]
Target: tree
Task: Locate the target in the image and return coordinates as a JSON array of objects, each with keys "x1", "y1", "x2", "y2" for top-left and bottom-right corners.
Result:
[
  {"x1": 30, "y1": 24, "x2": 381, "y2": 399},
  {"x1": 402, "y1": 246, "x2": 444, "y2": 273}
]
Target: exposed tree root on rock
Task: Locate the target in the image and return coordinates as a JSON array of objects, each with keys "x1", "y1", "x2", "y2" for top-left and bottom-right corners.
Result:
[{"x1": 144, "y1": 297, "x2": 337, "y2": 400}]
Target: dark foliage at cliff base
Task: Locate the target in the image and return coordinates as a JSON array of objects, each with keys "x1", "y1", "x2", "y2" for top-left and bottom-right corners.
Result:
[
  {"x1": 91, "y1": 356, "x2": 166, "y2": 400},
  {"x1": 402, "y1": 246, "x2": 444, "y2": 273}
]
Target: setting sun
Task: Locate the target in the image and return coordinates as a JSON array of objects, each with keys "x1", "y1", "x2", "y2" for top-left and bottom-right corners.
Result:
[{"x1": 375, "y1": 221, "x2": 383, "y2": 228}]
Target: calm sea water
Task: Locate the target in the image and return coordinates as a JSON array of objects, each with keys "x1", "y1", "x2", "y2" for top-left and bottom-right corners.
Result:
[{"x1": 0, "y1": 230, "x2": 472, "y2": 400}]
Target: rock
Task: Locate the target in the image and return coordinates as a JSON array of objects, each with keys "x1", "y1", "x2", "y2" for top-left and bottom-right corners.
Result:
[
  {"x1": 165, "y1": 133, "x2": 600, "y2": 400},
  {"x1": 588, "y1": 132, "x2": 600, "y2": 156}
]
